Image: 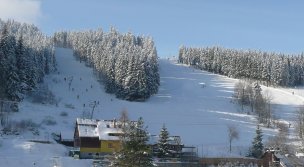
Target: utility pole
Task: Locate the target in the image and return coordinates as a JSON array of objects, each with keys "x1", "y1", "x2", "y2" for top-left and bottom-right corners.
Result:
[
  {"x1": 90, "y1": 101, "x2": 98, "y2": 119},
  {"x1": 202, "y1": 144, "x2": 203, "y2": 158}
]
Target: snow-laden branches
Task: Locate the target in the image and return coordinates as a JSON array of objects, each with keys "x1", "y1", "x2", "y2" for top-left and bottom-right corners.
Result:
[
  {"x1": 54, "y1": 28, "x2": 159, "y2": 101},
  {"x1": 179, "y1": 46, "x2": 304, "y2": 87},
  {"x1": 0, "y1": 19, "x2": 55, "y2": 103}
]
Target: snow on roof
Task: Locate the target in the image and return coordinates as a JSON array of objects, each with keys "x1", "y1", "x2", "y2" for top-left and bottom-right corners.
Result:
[
  {"x1": 76, "y1": 118, "x2": 123, "y2": 140},
  {"x1": 274, "y1": 153, "x2": 284, "y2": 159},
  {"x1": 76, "y1": 118, "x2": 98, "y2": 125},
  {"x1": 78, "y1": 124, "x2": 98, "y2": 137},
  {"x1": 296, "y1": 152, "x2": 304, "y2": 157},
  {"x1": 97, "y1": 120, "x2": 123, "y2": 140}
]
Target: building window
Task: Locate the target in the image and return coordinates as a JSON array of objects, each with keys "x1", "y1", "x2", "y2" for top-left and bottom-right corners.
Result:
[
  {"x1": 109, "y1": 133, "x2": 121, "y2": 136},
  {"x1": 108, "y1": 143, "x2": 113, "y2": 148}
]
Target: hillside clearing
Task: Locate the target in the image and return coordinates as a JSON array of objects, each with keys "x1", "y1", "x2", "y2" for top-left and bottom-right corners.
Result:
[{"x1": 0, "y1": 48, "x2": 303, "y2": 166}]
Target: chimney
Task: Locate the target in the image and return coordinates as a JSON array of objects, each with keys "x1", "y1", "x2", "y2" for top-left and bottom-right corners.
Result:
[{"x1": 114, "y1": 118, "x2": 117, "y2": 128}]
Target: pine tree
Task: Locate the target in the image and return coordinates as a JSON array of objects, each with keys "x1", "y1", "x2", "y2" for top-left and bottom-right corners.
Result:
[
  {"x1": 158, "y1": 124, "x2": 170, "y2": 158},
  {"x1": 15, "y1": 34, "x2": 28, "y2": 93},
  {"x1": 6, "y1": 65, "x2": 21, "y2": 101},
  {"x1": 0, "y1": 23, "x2": 21, "y2": 101},
  {"x1": 250, "y1": 125, "x2": 264, "y2": 158},
  {"x1": 253, "y1": 82, "x2": 267, "y2": 123},
  {"x1": 111, "y1": 117, "x2": 153, "y2": 167}
]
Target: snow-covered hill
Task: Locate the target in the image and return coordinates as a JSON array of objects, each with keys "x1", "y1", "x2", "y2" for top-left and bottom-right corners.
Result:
[{"x1": 0, "y1": 48, "x2": 303, "y2": 166}]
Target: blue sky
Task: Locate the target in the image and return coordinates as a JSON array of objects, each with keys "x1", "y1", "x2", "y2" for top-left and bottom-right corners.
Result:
[{"x1": 1, "y1": 0, "x2": 304, "y2": 57}]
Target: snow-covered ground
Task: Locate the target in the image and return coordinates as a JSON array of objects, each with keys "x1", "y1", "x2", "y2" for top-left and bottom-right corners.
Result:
[{"x1": 0, "y1": 48, "x2": 303, "y2": 166}]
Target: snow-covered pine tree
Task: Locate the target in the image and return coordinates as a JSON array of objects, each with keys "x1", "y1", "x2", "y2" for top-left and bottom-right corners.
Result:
[
  {"x1": 111, "y1": 117, "x2": 153, "y2": 167},
  {"x1": 124, "y1": 47, "x2": 139, "y2": 100},
  {"x1": 15, "y1": 34, "x2": 28, "y2": 93},
  {"x1": 114, "y1": 43, "x2": 128, "y2": 98},
  {"x1": 291, "y1": 56, "x2": 300, "y2": 85},
  {"x1": 6, "y1": 65, "x2": 21, "y2": 102},
  {"x1": 24, "y1": 48, "x2": 38, "y2": 91},
  {"x1": 145, "y1": 38, "x2": 159, "y2": 96},
  {"x1": 136, "y1": 55, "x2": 150, "y2": 100},
  {"x1": 287, "y1": 57, "x2": 296, "y2": 86},
  {"x1": 157, "y1": 124, "x2": 170, "y2": 158},
  {"x1": 178, "y1": 46, "x2": 185, "y2": 64},
  {"x1": 253, "y1": 82, "x2": 267, "y2": 123},
  {"x1": 178, "y1": 46, "x2": 304, "y2": 87},
  {"x1": 0, "y1": 24, "x2": 10, "y2": 98},
  {"x1": 260, "y1": 53, "x2": 271, "y2": 86},
  {"x1": 249, "y1": 125, "x2": 264, "y2": 158},
  {"x1": 0, "y1": 19, "x2": 55, "y2": 97},
  {"x1": 104, "y1": 48, "x2": 117, "y2": 93},
  {"x1": 0, "y1": 23, "x2": 21, "y2": 101},
  {"x1": 212, "y1": 47, "x2": 223, "y2": 74}
]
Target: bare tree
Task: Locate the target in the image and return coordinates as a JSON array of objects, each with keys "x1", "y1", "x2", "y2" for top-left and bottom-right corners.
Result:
[
  {"x1": 245, "y1": 82, "x2": 255, "y2": 113},
  {"x1": 296, "y1": 105, "x2": 304, "y2": 140},
  {"x1": 227, "y1": 125, "x2": 239, "y2": 153},
  {"x1": 263, "y1": 90, "x2": 273, "y2": 127},
  {"x1": 233, "y1": 80, "x2": 255, "y2": 113},
  {"x1": 266, "y1": 122, "x2": 288, "y2": 153},
  {"x1": 119, "y1": 108, "x2": 129, "y2": 128},
  {"x1": 233, "y1": 81, "x2": 246, "y2": 112}
]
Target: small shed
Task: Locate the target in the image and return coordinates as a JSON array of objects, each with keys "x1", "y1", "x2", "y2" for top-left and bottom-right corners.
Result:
[{"x1": 199, "y1": 82, "x2": 206, "y2": 88}]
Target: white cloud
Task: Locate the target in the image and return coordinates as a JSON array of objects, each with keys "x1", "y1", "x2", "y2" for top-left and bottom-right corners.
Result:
[{"x1": 0, "y1": 0, "x2": 42, "y2": 24}]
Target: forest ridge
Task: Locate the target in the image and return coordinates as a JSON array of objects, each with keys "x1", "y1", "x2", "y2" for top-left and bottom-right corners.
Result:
[{"x1": 1, "y1": 19, "x2": 304, "y2": 105}]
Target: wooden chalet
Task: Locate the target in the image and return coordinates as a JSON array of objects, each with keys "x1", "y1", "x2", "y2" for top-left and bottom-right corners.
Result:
[{"x1": 74, "y1": 118, "x2": 123, "y2": 159}]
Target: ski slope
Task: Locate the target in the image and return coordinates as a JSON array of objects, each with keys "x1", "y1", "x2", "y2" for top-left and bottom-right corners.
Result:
[{"x1": 1, "y1": 48, "x2": 303, "y2": 166}]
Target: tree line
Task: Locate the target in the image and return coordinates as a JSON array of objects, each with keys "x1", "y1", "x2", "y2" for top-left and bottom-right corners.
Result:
[
  {"x1": 0, "y1": 19, "x2": 56, "y2": 104},
  {"x1": 53, "y1": 27, "x2": 159, "y2": 101},
  {"x1": 179, "y1": 46, "x2": 304, "y2": 87}
]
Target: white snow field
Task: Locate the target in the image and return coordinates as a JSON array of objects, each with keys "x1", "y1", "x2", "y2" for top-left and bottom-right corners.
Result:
[{"x1": 0, "y1": 48, "x2": 303, "y2": 166}]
